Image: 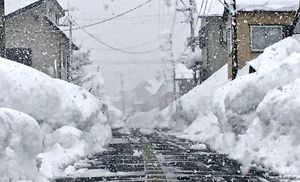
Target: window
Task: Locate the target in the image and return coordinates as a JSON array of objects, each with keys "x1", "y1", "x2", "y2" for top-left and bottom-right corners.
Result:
[
  {"x1": 6, "y1": 48, "x2": 32, "y2": 66},
  {"x1": 219, "y1": 25, "x2": 227, "y2": 46},
  {"x1": 250, "y1": 25, "x2": 283, "y2": 52},
  {"x1": 55, "y1": 14, "x2": 60, "y2": 25}
]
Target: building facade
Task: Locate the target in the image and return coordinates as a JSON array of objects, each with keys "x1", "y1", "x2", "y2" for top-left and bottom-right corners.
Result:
[
  {"x1": 2, "y1": 0, "x2": 78, "y2": 80},
  {"x1": 199, "y1": 15, "x2": 227, "y2": 80},
  {"x1": 225, "y1": 10, "x2": 295, "y2": 78}
]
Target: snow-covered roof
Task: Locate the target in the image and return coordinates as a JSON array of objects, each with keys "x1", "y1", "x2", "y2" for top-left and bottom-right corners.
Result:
[
  {"x1": 196, "y1": 0, "x2": 299, "y2": 17},
  {"x1": 5, "y1": 0, "x2": 36, "y2": 15},
  {"x1": 145, "y1": 79, "x2": 165, "y2": 95},
  {"x1": 175, "y1": 63, "x2": 193, "y2": 79},
  {"x1": 235, "y1": 0, "x2": 299, "y2": 12},
  {"x1": 5, "y1": 0, "x2": 64, "y2": 15}
]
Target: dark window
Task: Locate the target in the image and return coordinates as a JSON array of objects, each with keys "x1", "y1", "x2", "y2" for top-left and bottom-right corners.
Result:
[
  {"x1": 250, "y1": 25, "x2": 283, "y2": 52},
  {"x1": 6, "y1": 48, "x2": 32, "y2": 66},
  {"x1": 55, "y1": 14, "x2": 60, "y2": 24},
  {"x1": 33, "y1": 15, "x2": 39, "y2": 21}
]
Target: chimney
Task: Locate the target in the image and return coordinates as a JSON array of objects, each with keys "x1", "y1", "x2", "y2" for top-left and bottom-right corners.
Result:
[{"x1": 0, "y1": 0, "x2": 5, "y2": 58}]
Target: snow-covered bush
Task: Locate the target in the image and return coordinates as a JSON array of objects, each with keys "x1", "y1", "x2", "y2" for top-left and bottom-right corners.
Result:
[
  {"x1": 184, "y1": 50, "x2": 202, "y2": 69},
  {"x1": 0, "y1": 108, "x2": 47, "y2": 182},
  {"x1": 80, "y1": 63, "x2": 105, "y2": 99}
]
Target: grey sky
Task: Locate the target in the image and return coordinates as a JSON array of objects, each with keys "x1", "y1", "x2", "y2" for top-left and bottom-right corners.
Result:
[{"x1": 7, "y1": 0, "x2": 190, "y2": 96}]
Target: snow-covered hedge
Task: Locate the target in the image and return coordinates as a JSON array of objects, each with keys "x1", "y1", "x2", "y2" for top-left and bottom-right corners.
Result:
[{"x1": 161, "y1": 35, "x2": 300, "y2": 177}]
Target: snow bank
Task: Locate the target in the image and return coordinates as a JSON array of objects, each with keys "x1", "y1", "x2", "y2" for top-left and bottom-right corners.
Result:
[
  {"x1": 0, "y1": 108, "x2": 47, "y2": 182},
  {"x1": 38, "y1": 126, "x2": 87, "y2": 178},
  {"x1": 169, "y1": 35, "x2": 300, "y2": 177},
  {"x1": 0, "y1": 58, "x2": 112, "y2": 179},
  {"x1": 0, "y1": 58, "x2": 107, "y2": 131},
  {"x1": 161, "y1": 64, "x2": 229, "y2": 129}
]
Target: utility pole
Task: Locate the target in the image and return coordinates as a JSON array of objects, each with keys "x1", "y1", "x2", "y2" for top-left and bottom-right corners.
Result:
[
  {"x1": 230, "y1": 0, "x2": 238, "y2": 80},
  {"x1": 68, "y1": 19, "x2": 73, "y2": 81},
  {"x1": 120, "y1": 73, "x2": 126, "y2": 115},
  {"x1": 59, "y1": 9, "x2": 73, "y2": 81},
  {"x1": 171, "y1": 0, "x2": 179, "y2": 104},
  {"x1": 189, "y1": 0, "x2": 199, "y2": 86},
  {"x1": 178, "y1": 0, "x2": 198, "y2": 86}
]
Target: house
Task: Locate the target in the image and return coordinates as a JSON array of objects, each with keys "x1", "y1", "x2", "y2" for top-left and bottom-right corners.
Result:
[
  {"x1": 175, "y1": 63, "x2": 194, "y2": 96},
  {"x1": 196, "y1": 0, "x2": 227, "y2": 81},
  {"x1": 224, "y1": 0, "x2": 298, "y2": 78},
  {"x1": 0, "y1": 0, "x2": 78, "y2": 80}
]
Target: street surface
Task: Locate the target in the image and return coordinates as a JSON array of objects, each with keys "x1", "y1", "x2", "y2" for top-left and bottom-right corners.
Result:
[{"x1": 56, "y1": 128, "x2": 298, "y2": 182}]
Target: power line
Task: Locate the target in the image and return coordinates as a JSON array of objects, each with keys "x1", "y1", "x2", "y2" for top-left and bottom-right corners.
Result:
[
  {"x1": 80, "y1": 28, "x2": 160, "y2": 55},
  {"x1": 63, "y1": 0, "x2": 153, "y2": 32},
  {"x1": 74, "y1": 14, "x2": 173, "y2": 21},
  {"x1": 202, "y1": 0, "x2": 210, "y2": 17},
  {"x1": 206, "y1": 0, "x2": 214, "y2": 15},
  {"x1": 81, "y1": 39, "x2": 159, "y2": 51}
]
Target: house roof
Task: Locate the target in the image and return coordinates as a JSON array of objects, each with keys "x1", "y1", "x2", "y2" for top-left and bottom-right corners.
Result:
[
  {"x1": 43, "y1": 17, "x2": 79, "y2": 50},
  {"x1": 233, "y1": 0, "x2": 299, "y2": 12},
  {"x1": 5, "y1": 0, "x2": 64, "y2": 20},
  {"x1": 4, "y1": 0, "x2": 78, "y2": 50},
  {"x1": 197, "y1": 0, "x2": 299, "y2": 18}
]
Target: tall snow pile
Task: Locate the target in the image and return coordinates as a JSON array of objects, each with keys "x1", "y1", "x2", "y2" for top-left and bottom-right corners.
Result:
[
  {"x1": 0, "y1": 58, "x2": 112, "y2": 180},
  {"x1": 164, "y1": 35, "x2": 300, "y2": 176},
  {"x1": 0, "y1": 108, "x2": 47, "y2": 181}
]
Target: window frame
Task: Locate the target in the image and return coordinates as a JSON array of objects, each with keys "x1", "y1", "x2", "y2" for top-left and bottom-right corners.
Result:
[{"x1": 250, "y1": 25, "x2": 283, "y2": 52}]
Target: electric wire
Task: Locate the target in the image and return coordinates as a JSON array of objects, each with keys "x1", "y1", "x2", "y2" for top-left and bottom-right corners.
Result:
[
  {"x1": 80, "y1": 28, "x2": 160, "y2": 55},
  {"x1": 62, "y1": 0, "x2": 153, "y2": 31}
]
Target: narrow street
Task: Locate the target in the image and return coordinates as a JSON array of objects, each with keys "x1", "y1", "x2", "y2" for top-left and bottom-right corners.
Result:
[{"x1": 55, "y1": 128, "x2": 294, "y2": 182}]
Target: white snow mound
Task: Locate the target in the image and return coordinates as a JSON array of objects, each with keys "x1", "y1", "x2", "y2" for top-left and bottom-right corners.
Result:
[
  {"x1": 166, "y1": 35, "x2": 300, "y2": 177},
  {"x1": 0, "y1": 58, "x2": 106, "y2": 131},
  {"x1": 0, "y1": 108, "x2": 47, "y2": 181}
]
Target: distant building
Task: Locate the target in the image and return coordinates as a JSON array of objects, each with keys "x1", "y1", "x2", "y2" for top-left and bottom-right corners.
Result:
[
  {"x1": 175, "y1": 63, "x2": 194, "y2": 96},
  {"x1": 224, "y1": 1, "x2": 298, "y2": 78},
  {"x1": 196, "y1": 0, "x2": 227, "y2": 82},
  {"x1": 1, "y1": 0, "x2": 78, "y2": 80}
]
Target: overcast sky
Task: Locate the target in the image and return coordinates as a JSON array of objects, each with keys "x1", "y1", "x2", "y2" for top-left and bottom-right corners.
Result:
[{"x1": 7, "y1": 0, "x2": 191, "y2": 96}]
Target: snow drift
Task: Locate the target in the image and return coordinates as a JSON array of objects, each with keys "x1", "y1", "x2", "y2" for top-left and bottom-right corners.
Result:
[
  {"x1": 0, "y1": 58, "x2": 112, "y2": 179},
  {"x1": 162, "y1": 35, "x2": 300, "y2": 177},
  {"x1": 0, "y1": 108, "x2": 47, "y2": 181},
  {"x1": 0, "y1": 58, "x2": 106, "y2": 131}
]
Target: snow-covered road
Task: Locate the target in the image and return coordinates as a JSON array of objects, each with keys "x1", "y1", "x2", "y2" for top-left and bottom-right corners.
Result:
[{"x1": 55, "y1": 128, "x2": 297, "y2": 182}]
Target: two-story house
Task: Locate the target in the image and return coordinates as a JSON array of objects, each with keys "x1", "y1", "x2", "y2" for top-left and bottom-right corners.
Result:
[
  {"x1": 1, "y1": 0, "x2": 78, "y2": 80},
  {"x1": 224, "y1": 0, "x2": 298, "y2": 78}
]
